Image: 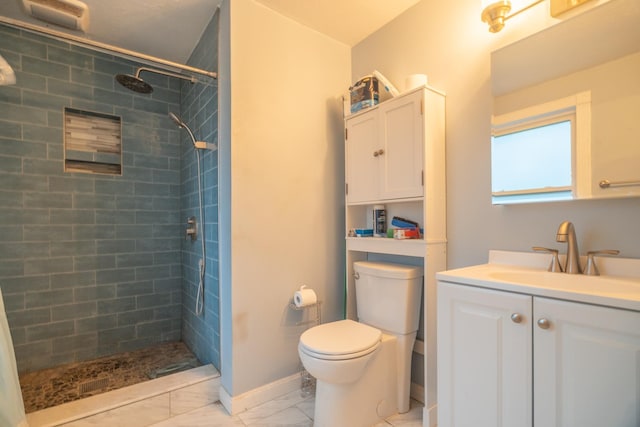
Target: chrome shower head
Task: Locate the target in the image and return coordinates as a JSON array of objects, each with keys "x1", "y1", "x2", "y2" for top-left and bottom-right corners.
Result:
[
  {"x1": 115, "y1": 73, "x2": 153, "y2": 94},
  {"x1": 116, "y1": 67, "x2": 197, "y2": 94}
]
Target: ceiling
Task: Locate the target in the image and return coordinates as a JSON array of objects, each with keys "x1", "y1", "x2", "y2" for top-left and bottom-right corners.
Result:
[
  {"x1": 0, "y1": 0, "x2": 420, "y2": 66},
  {"x1": 255, "y1": 0, "x2": 420, "y2": 46}
]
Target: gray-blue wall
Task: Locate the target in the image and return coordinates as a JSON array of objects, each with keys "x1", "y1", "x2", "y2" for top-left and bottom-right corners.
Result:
[
  {"x1": 180, "y1": 12, "x2": 220, "y2": 369},
  {"x1": 0, "y1": 23, "x2": 185, "y2": 373}
]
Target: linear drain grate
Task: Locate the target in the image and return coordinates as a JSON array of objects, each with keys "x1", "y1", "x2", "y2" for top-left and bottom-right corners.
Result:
[
  {"x1": 147, "y1": 360, "x2": 197, "y2": 379},
  {"x1": 78, "y1": 377, "x2": 109, "y2": 394}
]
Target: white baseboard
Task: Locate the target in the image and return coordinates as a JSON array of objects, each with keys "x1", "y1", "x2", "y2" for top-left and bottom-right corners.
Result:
[{"x1": 219, "y1": 372, "x2": 301, "y2": 415}]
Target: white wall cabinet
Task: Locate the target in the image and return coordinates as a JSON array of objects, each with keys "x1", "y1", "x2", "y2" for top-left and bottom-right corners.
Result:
[
  {"x1": 344, "y1": 86, "x2": 446, "y2": 426},
  {"x1": 346, "y1": 90, "x2": 424, "y2": 203},
  {"x1": 438, "y1": 281, "x2": 640, "y2": 427}
]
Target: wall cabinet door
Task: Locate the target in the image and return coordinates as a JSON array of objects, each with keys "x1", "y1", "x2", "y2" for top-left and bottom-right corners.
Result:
[
  {"x1": 437, "y1": 282, "x2": 532, "y2": 427},
  {"x1": 345, "y1": 90, "x2": 424, "y2": 204},
  {"x1": 345, "y1": 111, "x2": 379, "y2": 203},
  {"x1": 378, "y1": 90, "x2": 424, "y2": 200},
  {"x1": 533, "y1": 297, "x2": 640, "y2": 427}
]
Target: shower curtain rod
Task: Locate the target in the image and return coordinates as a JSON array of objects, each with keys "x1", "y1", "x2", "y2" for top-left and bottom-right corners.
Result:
[{"x1": 0, "y1": 17, "x2": 218, "y2": 80}]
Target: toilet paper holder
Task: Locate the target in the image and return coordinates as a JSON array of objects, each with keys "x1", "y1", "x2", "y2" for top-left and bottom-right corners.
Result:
[
  {"x1": 290, "y1": 285, "x2": 322, "y2": 326},
  {"x1": 289, "y1": 300, "x2": 322, "y2": 326}
]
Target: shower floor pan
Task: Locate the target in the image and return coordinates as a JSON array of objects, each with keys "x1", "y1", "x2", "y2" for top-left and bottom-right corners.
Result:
[{"x1": 19, "y1": 341, "x2": 200, "y2": 413}]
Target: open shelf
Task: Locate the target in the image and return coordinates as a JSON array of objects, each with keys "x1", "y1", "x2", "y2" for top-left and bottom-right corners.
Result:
[{"x1": 346, "y1": 236, "x2": 426, "y2": 257}]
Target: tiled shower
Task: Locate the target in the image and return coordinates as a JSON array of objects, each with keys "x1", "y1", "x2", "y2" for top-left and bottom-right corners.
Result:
[{"x1": 0, "y1": 12, "x2": 219, "y2": 377}]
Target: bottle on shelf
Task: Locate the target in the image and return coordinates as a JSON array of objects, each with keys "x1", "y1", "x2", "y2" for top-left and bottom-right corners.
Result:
[{"x1": 373, "y1": 205, "x2": 386, "y2": 237}]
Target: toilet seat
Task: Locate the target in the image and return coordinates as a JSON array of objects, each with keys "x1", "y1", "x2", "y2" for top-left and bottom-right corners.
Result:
[{"x1": 299, "y1": 319, "x2": 381, "y2": 360}]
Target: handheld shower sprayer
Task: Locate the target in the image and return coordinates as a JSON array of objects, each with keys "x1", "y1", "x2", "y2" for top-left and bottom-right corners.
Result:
[{"x1": 168, "y1": 112, "x2": 217, "y2": 151}]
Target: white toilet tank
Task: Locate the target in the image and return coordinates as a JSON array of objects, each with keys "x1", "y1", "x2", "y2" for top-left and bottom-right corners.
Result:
[{"x1": 354, "y1": 261, "x2": 423, "y2": 335}]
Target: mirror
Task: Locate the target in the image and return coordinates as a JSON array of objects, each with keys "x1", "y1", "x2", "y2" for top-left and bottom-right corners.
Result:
[{"x1": 490, "y1": 0, "x2": 640, "y2": 203}]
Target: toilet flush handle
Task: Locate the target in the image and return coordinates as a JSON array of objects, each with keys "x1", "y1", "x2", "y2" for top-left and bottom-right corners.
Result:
[{"x1": 353, "y1": 272, "x2": 360, "y2": 280}]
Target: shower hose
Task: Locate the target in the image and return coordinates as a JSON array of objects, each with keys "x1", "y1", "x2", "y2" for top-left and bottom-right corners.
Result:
[{"x1": 195, "y1": 148, "x2": 205, "y2": 316}]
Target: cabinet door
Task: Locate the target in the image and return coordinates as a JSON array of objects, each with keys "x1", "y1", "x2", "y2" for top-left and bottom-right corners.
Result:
[
  {"x1": 345, "y1": 110, "x2": 379, "y2": 203},
  {"x1": 534, "y1": 297, "x2": 640, "y2": 427},
  {"x1": 438, "y1": 282, "x2": 532, "y2": 427},
  {"x1": 378, "y1": 91, "x2": 424, "y2": 200}
]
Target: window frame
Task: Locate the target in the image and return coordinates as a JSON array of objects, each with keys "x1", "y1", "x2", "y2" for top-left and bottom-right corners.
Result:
[{"x1": 491, "y1": 91, "x2": 592, "y2": 204}]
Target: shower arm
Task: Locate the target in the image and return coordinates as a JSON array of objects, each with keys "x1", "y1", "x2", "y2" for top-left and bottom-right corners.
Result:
[{"x1": 136, "y1": 67, "x2": 197, "y2": 85}]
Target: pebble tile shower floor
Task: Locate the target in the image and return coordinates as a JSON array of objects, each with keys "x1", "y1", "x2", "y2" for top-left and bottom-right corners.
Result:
[{"x1": 19, "y1": 341, "x2": 200, "y2": 413}]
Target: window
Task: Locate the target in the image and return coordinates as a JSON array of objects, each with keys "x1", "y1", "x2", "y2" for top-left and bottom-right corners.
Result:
[{"x1": 491, "y1": 91, "x2": 591, "y2": 204}]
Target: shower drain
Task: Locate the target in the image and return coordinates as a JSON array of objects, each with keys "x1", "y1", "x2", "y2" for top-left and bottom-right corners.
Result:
[{"x1": 78, "y1": 377, "x2": 109, "y2": 395}]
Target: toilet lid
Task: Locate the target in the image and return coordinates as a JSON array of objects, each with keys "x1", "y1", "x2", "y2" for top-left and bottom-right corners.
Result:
[{"x1": 299, "y1": 319, "x2": 381, "y2": 359}]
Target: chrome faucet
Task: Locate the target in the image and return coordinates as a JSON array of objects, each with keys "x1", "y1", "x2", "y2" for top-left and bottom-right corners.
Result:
[{"x1": 556, "y1": 221, "x2": 582, "y2": 274}]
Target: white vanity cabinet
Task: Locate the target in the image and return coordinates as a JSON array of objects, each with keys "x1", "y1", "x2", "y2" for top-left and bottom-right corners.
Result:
[
  {"x1": 533, "y1": 297, "x2": 640, "y2": 427},
  {"x1": 437, "y1": 281, "x2": 640, "y2": 427},
  {"x1": 437, "y1": 283, "x2": 532, "y2": 427},
  {"x1": 344, "y1": 86, "x2": 446, "y2": 427}
]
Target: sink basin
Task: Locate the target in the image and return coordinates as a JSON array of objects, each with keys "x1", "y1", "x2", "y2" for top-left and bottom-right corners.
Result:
[{"x1": 488, "y1": 270, "x2": 640, "y2": 298}]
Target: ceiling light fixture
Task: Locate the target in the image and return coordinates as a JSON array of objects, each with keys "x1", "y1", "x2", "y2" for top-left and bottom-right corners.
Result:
[{"x1": 481, "y1": 0, "x2": 545, "y2": 33}]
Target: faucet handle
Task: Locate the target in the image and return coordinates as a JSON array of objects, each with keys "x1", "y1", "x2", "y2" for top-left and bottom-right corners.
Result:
[
  {"x1": 532, "y1": 246, "x2": 563, "y2": 272},
  {"x1": 584, "y1": 250, "x2": 620, "y2": 276}
]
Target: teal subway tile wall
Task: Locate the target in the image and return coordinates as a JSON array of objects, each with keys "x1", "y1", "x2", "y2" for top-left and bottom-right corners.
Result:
[
  {"x1": 0, "y1": 15, "x2": 219, "y2": 373},
  {"x1": 180, "y1": 12, "x2": 220, "y2": 368}
]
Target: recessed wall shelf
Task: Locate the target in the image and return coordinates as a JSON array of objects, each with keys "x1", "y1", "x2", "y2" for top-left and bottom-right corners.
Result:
[{"x1": 64, "y1": 107, "x2": 122, "y2": 175}]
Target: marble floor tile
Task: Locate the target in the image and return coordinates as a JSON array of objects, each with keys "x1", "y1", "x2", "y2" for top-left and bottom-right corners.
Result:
[
  {"x1": 62, "y1": 394, "x2": 170, "y2": 427},
  {"x1": 244, "y1": 406, "x2": 312, "y2": 427},
  {"x1": 385, "y1": 400, "x2": 424, "y2": 427},
  {"x1": 103, "y1": 388, "x2": 424, "y2": 427},
  {"x1": 237, "y1": 390, "x2": 310, "y2": 425},
  {"x1": 170, "y1": 378, "x2": 219, "y2": 415},
  {"x1": 294, "y1": 397, "x2": 314, "y2": 420},
  {"x1": 150, "y1": 402, "x2": 245, "y2": 427}
]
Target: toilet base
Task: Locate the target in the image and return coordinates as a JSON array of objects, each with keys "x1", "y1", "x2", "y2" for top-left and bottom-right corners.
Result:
[{"x1": 313, "y1": 335, "x2": 397, "y2": 427}]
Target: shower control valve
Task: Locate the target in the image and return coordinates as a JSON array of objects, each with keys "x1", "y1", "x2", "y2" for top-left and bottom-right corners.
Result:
[{"x1": 186, "y1": 216, "x2": 197, "y2": 241}]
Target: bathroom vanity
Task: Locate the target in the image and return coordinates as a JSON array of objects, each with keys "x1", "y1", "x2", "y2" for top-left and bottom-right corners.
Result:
[{"x1": 436, "y1": 251, "x2": 640, "y2": 427}]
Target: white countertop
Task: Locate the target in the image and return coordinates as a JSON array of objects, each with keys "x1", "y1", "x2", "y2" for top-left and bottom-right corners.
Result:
[{"x1": 436, "y1": 250, "x2": 640, "y2": 311}]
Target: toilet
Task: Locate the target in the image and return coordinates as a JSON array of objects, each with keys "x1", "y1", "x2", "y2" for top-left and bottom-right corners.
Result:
[{"x1": 298, "y1": 261, "x2": 423, "y2": 427}]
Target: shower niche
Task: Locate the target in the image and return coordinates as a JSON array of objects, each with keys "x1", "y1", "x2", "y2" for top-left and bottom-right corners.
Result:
[{"x1": 63, "y1": 107, "x2": 122, "y2": 175}]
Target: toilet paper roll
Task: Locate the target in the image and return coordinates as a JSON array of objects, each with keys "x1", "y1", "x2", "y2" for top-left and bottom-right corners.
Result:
[
  {"x1": 294, "y1": 286, "x2": 317, "y2": 308},
  {"x1": 405, "y1": 74, "x2": 428, "y2": 91}
]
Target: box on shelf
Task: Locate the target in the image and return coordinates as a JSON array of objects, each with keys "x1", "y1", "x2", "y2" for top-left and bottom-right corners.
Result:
[
  {"x1": 393, "y1": 228, "x2": 421, "y2": 240},
  {"x1": 349, "y1": 76, "x2": 379, "y2": 114},
  {"x1": 346, "y1": 71, "x2": 400, "y2": 116},
  {"x1": 349, "y1": 228, "x2": 374, "y2": 237}
]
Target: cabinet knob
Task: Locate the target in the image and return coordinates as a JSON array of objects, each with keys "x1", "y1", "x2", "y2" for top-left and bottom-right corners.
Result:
[
  {"x1": 373, "y1": 149, "x2": 385, "y2": 157},
  {"x1": 537, "y1": 318, "x2": 551, "y2": 330},
  {"x1": 510, "y1": 313, "x2": 523, "y2": 323}
]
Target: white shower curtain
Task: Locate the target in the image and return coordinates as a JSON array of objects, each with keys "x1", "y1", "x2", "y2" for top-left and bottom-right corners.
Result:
[{"x1": 0, "y1": 288, "x2": 29, "y2": 427}]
